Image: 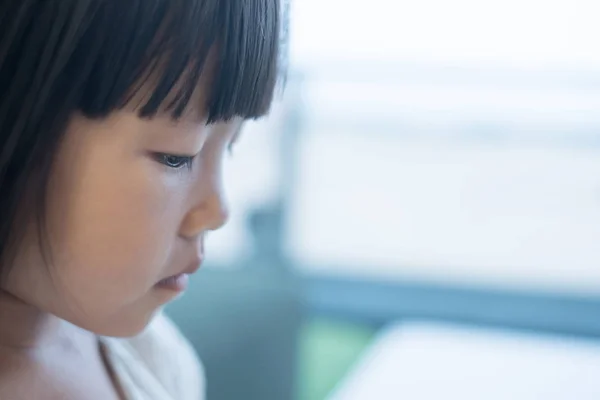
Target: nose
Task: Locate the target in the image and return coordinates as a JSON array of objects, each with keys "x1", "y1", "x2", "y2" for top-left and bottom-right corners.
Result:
[{"x1": 179, "y1": 182, "x2": 230, "y2": 239}]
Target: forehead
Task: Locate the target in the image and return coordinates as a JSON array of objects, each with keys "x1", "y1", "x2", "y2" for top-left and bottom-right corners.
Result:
[{"x1": 125, "y1": 54, "x2": 219, "y2": 124}]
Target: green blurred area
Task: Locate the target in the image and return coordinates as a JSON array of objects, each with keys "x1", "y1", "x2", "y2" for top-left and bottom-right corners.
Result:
[{"x1": 297, "y1": 318, "x2": 376, "y2": 400}]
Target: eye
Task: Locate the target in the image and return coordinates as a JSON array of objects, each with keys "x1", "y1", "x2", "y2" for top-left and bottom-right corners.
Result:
[
  {"x1": 154, "y1": 153, "x2": 195, "y2": 170},
  {"x1": 227, "y1": 129, "x2": 243, "y2": 154}
]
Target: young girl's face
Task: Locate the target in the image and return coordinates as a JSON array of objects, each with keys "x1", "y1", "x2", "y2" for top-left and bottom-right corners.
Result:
[
  {"x1": 0, "y1": 0, "x2": 283, "y2": 338},
  {"x1": 4, "y1": 110, "x2": 241, "y2": 337}
]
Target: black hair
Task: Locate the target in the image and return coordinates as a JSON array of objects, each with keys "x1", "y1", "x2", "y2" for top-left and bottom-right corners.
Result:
[{"x1": 0, "y1": 0, "x2": 286, "y2": 280}]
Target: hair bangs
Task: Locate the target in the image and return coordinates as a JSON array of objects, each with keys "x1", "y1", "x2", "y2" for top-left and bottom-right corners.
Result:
[
  {"x1": 0, "y1": 0, "x2": 286, "y2": 280},
  {"x1": 74, "y1": 0, "x2": 283, "y2": 123}
]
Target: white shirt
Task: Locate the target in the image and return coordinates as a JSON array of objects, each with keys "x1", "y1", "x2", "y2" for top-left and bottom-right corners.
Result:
[{"x1": 101, "y1": 313, "x2": 204, "y2": 400}]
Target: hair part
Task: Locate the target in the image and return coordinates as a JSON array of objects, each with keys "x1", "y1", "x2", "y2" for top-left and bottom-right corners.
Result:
[{"x1": 0, "y1": 0, "x2": 286, "y2": 280}]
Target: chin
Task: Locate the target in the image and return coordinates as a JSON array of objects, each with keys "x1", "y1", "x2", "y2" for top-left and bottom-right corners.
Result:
[{"x1": 81, "y1": 307, "x2": 162, "y2": 338}]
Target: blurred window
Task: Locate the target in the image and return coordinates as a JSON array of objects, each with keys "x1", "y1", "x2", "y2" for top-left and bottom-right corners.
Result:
[{"x1": 285, "y1": 0, "x2": 600, "y2": 295}]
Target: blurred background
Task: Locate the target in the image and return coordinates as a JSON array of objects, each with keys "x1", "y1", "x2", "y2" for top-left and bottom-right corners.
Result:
[{"x1": 167, "y1": 1, "x2": 600, "y2": 399}]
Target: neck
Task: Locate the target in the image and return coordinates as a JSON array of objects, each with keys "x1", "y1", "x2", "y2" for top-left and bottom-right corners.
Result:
[{"x1": 0, "y1": 289, "x2": 71, "y2": 350}]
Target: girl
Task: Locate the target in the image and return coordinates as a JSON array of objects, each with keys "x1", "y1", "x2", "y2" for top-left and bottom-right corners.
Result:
[{"x1": 0, "y1": 0, "x2": 284, "y2": 399}]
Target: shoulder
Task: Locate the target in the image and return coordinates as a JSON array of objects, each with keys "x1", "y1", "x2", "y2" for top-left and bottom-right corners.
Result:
[{"x1": 105, "y1": 312, "x2": 205, "y2": 400}]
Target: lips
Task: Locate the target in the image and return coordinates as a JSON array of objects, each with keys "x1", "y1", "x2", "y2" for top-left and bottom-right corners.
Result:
[
  {"x1": 182, "y1": 258, "x2": 202, "y2": 275},
  {"x1": 155, "y1": 257, "x2": 203, "y2": 292},
  {"x1": 156, "y1": 273, "x2": 190, "y2": 292},
  {"x1": 156, "y1": 241, "x2": 204, "y2": 291}
]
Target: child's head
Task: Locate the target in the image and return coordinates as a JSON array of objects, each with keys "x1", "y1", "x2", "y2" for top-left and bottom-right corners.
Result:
[{"x1": 0, "y1": 0, "x2": 283, "y2": 336}]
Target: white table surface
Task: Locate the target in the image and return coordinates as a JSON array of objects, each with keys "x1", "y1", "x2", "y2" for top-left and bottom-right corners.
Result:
[{"x1": 329, "y1": 322, "x2": 600, "y2": 400}]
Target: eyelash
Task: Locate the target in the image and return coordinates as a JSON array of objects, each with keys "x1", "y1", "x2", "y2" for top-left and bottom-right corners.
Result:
[
  {"x1": 228, "y1": 130, "x2": 242, "y2": 154},
  {"x1": 227, "y1": 142, "x2": 236, "y2": 155},
  {"x1": 154, "y1": 153, "x2": 196, "y2": 170},
  {"x1": 153, "y1": 131, "x2": 240, "y2": 170}
]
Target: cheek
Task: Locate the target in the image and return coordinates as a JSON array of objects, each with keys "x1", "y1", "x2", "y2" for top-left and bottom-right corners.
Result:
[{"x1": 46, "y1": 151, "x2": 187, "y2": 298}]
